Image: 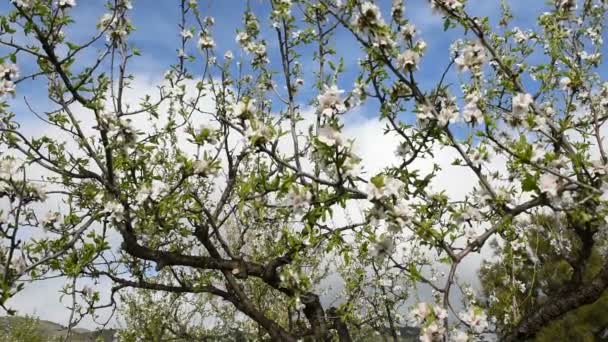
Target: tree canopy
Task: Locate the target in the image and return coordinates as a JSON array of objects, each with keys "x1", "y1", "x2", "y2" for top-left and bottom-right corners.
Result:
[{"x1": 0, "y1": 0, "x2": 608, "y2": 341}]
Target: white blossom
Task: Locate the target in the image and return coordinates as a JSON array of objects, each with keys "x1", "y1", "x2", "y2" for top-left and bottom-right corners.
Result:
[
  {"x1": 0, "y1": 158, "x2": 20, "y2": 178},
  {"x1": 458, "y1": 307, "x2": 489, "y2": 334},
  {"x1": 42, "y1": 211, "x2": 61, "y2": 226},
  {"x1": 416, "y1": 40, "x2": 427, "y2": 52},
  {"x1": 103, "y1": 201, "x2": 124, "y2": 220},
  {"x1": 317, "y1": 126, "x2": 345, "y2": 147},
  {"x1": 512, "y1": 93, "x2": 533, "y2": 116},
  {"x1": 462, "y1": 93, "x2": 483, "y2": 123},
  {"x1": 462, "y1": 207, "x2": 482, "y2": 221},
  {"x1": 416, "y1": 103, "x2": 435, "y2": 122},
  {"x1": 437, "y1": 106, "x2": 459, "y2": 126},
  {"x1": 402, "y1": 23, "x2": 417, "y2": 38},
  {"x1": 247, "y1": 122, "x2": 274, "y2": 145},
  {"x1": 557, "y1": 0, "x2": 576, "y2": 11},
  {"x1": 0, "y1": 63, "x2": 19, "y2": 80},
  {"x1": 180, "y1": 29, "x2": 193, "y2": 40},
  {"x1": 285, "y1": 187, "x2": 312, "y2": 214},
  {"x1": 533, "y1": 115, "x2": 549, "y2": 132},
  {"x1": 231, "y1": 99, "x2": 256, "y2": 118},
  {"x1": 236, "y1": 32, "x2": 249, "y2": 45},
  {"x1": 394, "y1": 199, "x2": 414, "y2": 218},
  {"x1": 0, "y1": 79, "x2": 16, "y2": 97},
  {"x1": 11, "y1": 255, "x2": 27, "y2": 274},
  {"x1": 455, "y1": 41, "x2": 487, "y2": 73},
  {"x1": 420, "y1": 321, "x2": 446, "y2": 342},
  {"x1": 468, "y1": 149, "x2": 484, "y2": 168},
  {"x1": 0, "y1": 63, "x2": 19, "y2": 97},
  {"x1": 149, "y1": 180, "x2": 168, "y2": 200},
  {"x1": 198, "y1": 34, "x2": 215, "y2": 49},
  {"x1": 193, "y1": 159, "x2": 213, "y2": 176},
  {"x1": 512, "y1": 27, "x2": 528, "y2": 43},
  {"x1": 56, "y1": 0, "x2": 76, "y2": 7},
  {"x1": 395, "y1": 144, "x2": 410, "y2": 158},
  {"x1": 351, "y1": 2, "x2": 384, "y2": 33},
  {"x1": 409, "y1": 302, "x2": 432, "y2": 325},
  {"x1": 513, "y1": 279, "x2": 526, "y2": 293},
  {"x1": 367, "y1": 177, "x2": 403, "y2": 200},
  {"x1": 11, "y1": 0, "x2": 34, "y2": 8},
  {"x1": 435, "y1": 306, "x2": 448, "y2": 320},
  {"x1": 82, "y1": 285, "x2": 94, "y2": 298},
  {"x1": 559, "y1": 76, "x2": 572, "y2": 90},
  {"x1": 433, "y1": 0, "x2": 463, "y2": 11},
  {"x1": 248, "y1": 42, "x2": 267, "y2": 58},
  {"x1": 539, "y1": 173, "x2": 559, "y2": 197},
  {"x1": 317, "y1": 85, "x2": 346, "y2": 116},
  {"x1": 29, "y1": 183, "x2": 47, "y2": 201},
  {"x1": 396, "y1": 50, "x2": 421, "y2": 70},
  {"x1": 372, "y1": 235, "x2": 394, "y2": 259}
]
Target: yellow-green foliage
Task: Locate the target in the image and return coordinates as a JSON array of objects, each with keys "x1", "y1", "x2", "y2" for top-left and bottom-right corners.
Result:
[
  {"x1": 535, "y1": 291, "x2": 608, "y2": 342},
  {"x1": 0, "y1": 315, "x2": 44, "y2": 342}
]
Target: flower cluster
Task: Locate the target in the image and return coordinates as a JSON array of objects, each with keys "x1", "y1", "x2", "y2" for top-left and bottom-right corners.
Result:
[
  {"x1": 0, "y1": 157, "x2": 20, "y2": 179},
  {"x1": 102, "y1": 200, "x2": 124, "y2": 221},
  {"x1": 409, "y1": 302, "x2": 448, "y2": 342},
  {"x1": 462, "y1": 92, "x2": 483, "y2": 124},
  {"x1": 0, "y1": 63, "x2": 19, "y2": 98},
  {"x1": 272, "y1": 0, "x2": 291, "y2": 18},
  {"x1": 416, "y1": 95, "x2": 459, "y2": 126},
  {"x1": 193, "y1": 158, "x2": 215, "y2": 177},
  {"x1": 317, "y1": 126, "x2": 346, "y2": 147},
  {"x1": 539, "y1": 173, "x2": 560, "y2": 197},
  {"x1": 10, "y1": 0, "x2": 34, "y2": 8},
  {"x1": 235, "y1": 13, "x2": 268, "y2": 66},
  {"x1": 367, "y1": 175, "x2": 403, "y2": 200},
  {"x1": 285, "y1": 187, "x2": 312, "y2": 214},
  {"x1": 191, "y1": 124, "x2": 219, "y2": 146},
  {"x1": 511, "y1": 93, "x2": 533, "y2": 117},
  {"x1": 396, "y1": 50, "x2": 421, "y2": 71},
  {"x1": 317, "y1": 85, "x2": 346, "y2": 117},
  {"x1": 512, "y1": 27, "x2": 530, "y2": 44},
  {"x1": 98, "y1": 4, "x2": 133, "y2": 44},
  {"x1": 101, "y1": 113, "x2": 138, "y2": 146},
  {"x1": 557, "y1": 0, "x2": 576, "y2": 11},
  {"x1": 27, "y1": 183, "x2": 47, "y2": 202},
  {"x1": 455, "y1": 41, "x2": 487, "y2": 75},
  {"x1": 458, "y1": 306, "x2": 489, "y2": 333},
  {"x1": 231, "y1": 98, "x2": 256, "y2": 119},
  {"x1": 246, "y1": 120, "x2": 274, "y2": 146},
  {"x1": 351, "y1": 2, "x2": 384, "y2": 34},
  {"x1": 11, "y1": 255, "x2": 27, "y2": 274},
  {"x1": 56, "y1": 0, "x2": 76, "y2": 8},
  {"x1": 351, "y1": 2, "x2": 395, "y2": 49},
  {"x1": 135, "y1": 179, "x2": 168, "y2": 204},
  {"x1": 430, "y1": 0, "x2": 464, "y2": 15},
  {"x1": 42, "y1": 211, "x2": 61, "y2": 227},
  {"x1": 198, "y1": 32, "x2": 215, "y2": 49},
  {"x1": 372, "y1": 234, "x2": 395, "y2": 259}
]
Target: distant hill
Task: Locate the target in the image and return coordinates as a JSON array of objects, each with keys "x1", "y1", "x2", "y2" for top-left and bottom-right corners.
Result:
[{"x1": 0, "y1": 316, "x2": 116, "y2": 342}]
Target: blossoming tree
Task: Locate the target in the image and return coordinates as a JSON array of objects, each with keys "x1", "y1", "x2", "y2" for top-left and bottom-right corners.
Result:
[{"x1": 0, "y1": 0, "x2": 607, "y2": 341}]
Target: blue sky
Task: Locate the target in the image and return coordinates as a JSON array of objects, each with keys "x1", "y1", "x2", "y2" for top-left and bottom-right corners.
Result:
[{"x1": 1, "y1": 0, "x2": 560, "y2": 128}]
